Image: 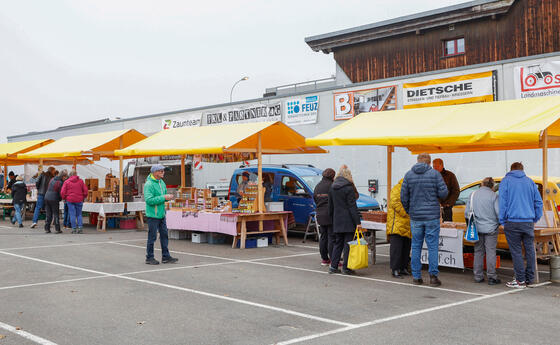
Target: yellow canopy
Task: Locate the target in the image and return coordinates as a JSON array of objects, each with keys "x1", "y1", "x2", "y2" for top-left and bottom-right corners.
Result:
[
  {"x1": 115, "y1": 121, "x2": 327, "y2": 156},
  {"x1": 0, "y1": 139, "x2": 54, "y2": 159},
  {"x1": 19, "y1": 129, "x2": 147, "y2": 159},
  {"x1": 306, "y1": 96, "x2": 560, "y2": 153}
]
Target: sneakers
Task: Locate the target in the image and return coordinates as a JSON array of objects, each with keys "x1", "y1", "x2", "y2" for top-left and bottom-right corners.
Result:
[
  {"x1": 162, "y1": 256, "x2": 178, "y2": 264},
  {"x1": 474, "y1": 277, "x2": 485, "y2": 283},
  {"x1": 145, "y1": 258, "x2": 160, "y2": 265},
  {"x1": 342, "y1": 268, "x2": 356, "y2": 275},
  {"x1": 71, "y1": 229, "x2": 77, "y2": 234},
  {"x1": 55, "y1": 230, "x2": 63, "y2": 234},
  {"x1": 392, "y1": 270, "x2": 404, "y2": 279},
  {"x1": 506, "y1": 279, "x2": 526, "y2": 289},
  {"x1": 77, "y1": 228, "x2": 83, "y2": 234},
  {"x1": 488, "y1": 278, "x2": 501, "y2": 286},
  {"x1": 45, "y1": 229, "x2": 51, "y2": 234},
  {"x1": 30, "y1": 223, "x2": 37, "y2": 228},
  {"x1": 412, "y1": 278, "x2": 423, "y2": 285},
  {"x1": 321, "y1": 259, "x2": 331, "y2": 266},
  {"x1": 328, "y1": 267, "x2": 341, "y2": 274},
  {"x1": 429, "y1": 275, "x2": 442, "y2": 287},
  {"x1": 19, "y1": 224, "x2": 23, "y2": 228}
]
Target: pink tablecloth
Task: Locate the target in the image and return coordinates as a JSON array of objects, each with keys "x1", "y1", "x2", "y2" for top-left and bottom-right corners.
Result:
[{"x1": 166, "y1": 210, "x2": 238, "y2": 236}]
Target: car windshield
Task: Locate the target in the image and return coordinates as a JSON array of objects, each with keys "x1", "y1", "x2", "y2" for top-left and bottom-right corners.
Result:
[{"x1": 300, "y1": 175, "x2": 322, "y2": 191}]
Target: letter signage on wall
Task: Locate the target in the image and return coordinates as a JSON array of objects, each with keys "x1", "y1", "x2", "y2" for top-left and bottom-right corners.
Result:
[
  {"x1": 514, "y1": 61, "x2": 560, "y2": 98},
  {"x1": 203, "y1": 103, "x2": 281, "y2": 126},
  {"x1": 161, "y1": 114, "x2": 202, "y2": 130},
  {"x1": 284, "y1": 95, "x2": 319, "y2": 126},
  {"x1": 333, "y1": 86, "x2": 396, "y2": 121},
  {"x1": 402, "y1": 71, "x2": 497, "y2": 109}
]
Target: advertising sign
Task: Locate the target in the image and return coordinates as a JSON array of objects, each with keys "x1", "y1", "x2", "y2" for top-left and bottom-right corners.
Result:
[
  {"x1": 403, "y1": 71, "x2": 497, "y2": 109},
  {"x1": 514, "y1": 61, "x2": 560, "y2": 99},
  {"x1": 284, "y1": 95, "x2": 319, "y2": 126},
  {"x1": 161, "y1": 114, "x2": 202, "y2": 130},
  {"x1": 421, "y1": 227, "x2": 464, "y2": 269},
  {"x1": 203, "y1": 103, "x2": 281, "y2": 126},
  {"x1": 333, "y1": 86, "x2": 396, "y2": 121}
]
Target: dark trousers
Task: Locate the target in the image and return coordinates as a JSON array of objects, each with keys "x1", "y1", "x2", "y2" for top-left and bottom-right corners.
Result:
[
  {"x1": 330, "y1": 232, "x2": 354, "y2": 270},
  {"x1": 504, "y1": 222, "x2": 536, "y2": 283},
  {"x1": 319, "y1": 224, "x2": 334, "y2": 261},
  {"x1": 146, "y1": 217, "x2": 171, "y2": 260},
  {"x1": 442, "y1": 206, "x2": 453, "y2": 222},
  {"x1": 389, "y1": 234, "x2": 411, "y2": 271},
  {"x1": 44, "y1": 200, "x2": 60, "y2": 232}
]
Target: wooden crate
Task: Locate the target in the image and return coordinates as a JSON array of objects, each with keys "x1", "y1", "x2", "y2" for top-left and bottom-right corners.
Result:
[
  {"x1": 361, "y1": 211, "x2": 387, "y2": 223},
  {"x1": 85, "y1": 178, "x2": 99, "y2": 191}
]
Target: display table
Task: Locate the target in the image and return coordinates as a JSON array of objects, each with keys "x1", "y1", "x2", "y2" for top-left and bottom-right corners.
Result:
[
  {"x1": 360, "y1": 220, "x2": 386, "y2": 265},
  {"x1": 421, "y1": 226, "x2": 465, "y2": 269},
  {"x1": 166, "y1": 210, "x2": 290, "y2": 249},
  {"x1": 0, "y1": 198, "x2": 36, "y2": 221}
]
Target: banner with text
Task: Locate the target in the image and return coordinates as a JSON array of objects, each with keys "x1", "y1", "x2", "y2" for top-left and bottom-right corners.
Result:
[
  {"x1": 421, "y1": 227, "x2": 464, "y2": 269},
  {"x1": 514, "y1": 61, "x2": 560, "y2": 99},
  {"x1": 161, "y1": 114, "x2": 202, "y2": 130},
  {"x1": 403, "y1": 71, "x2": 497, "y2": 109},
  {"x1": 284, "y1": 95, "x2": 319, "y2": 126},
  {"x1": 333, "y1": 86, "x2": 396, "y2": 121},
  {"x1": 203, "y1": 103, "x2": 281, "y2": 126}
]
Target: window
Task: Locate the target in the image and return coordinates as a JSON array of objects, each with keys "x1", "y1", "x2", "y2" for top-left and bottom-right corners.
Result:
[
  {"x1": 280, "y1": 176, "x2": 304, "y2": 196},
  {"x1": 444, "y1": 38, "x2": 465, "y2": 57},
  {"x1": 455, "y1": 184, "x2": 479, "y2": 206}
]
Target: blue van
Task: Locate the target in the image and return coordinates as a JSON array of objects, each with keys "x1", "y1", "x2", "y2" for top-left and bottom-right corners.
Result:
[{"x1": 228, "y1": 164, "x2": 380, "y2": 225}]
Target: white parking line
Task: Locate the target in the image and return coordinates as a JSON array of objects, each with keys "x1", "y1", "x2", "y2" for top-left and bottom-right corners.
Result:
[
  {"x1": 0, "y1": 276, "x2": 107, "y2": 291},
  {"x1": 0, "y1": 320, "x2": 58, "y2": 345},
  {"x1": 0, "y1": 250, "x2": 351, "y2": 327},
  {"x1": 0, "y1": 238, "x2": 146, "y2": 251},
  {"x1": 275, "y1": 282, "x2": 551, "y2": 345}
]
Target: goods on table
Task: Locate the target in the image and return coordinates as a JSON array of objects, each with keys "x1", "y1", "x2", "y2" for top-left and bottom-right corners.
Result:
[
  {"x1": 86, "y1": 177, "x2": 120, "y2": 203},
  {"x1": 440, "y1": 221, "x2": 467, "y2": 229},
  {"x1": 361, "y1": 211, "x2": 387, "y2": 223},
  {"x1": 234, "y1": 182, "x2": 258, "y2": 214},
  {"x1": 166, "y1": 187, "x2": 227, "y2": 212}
]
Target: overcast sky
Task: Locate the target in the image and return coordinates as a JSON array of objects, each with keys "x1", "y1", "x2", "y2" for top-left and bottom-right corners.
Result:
[{"x1": 1, "y1": 0, "x2": 466, "y2": 142}]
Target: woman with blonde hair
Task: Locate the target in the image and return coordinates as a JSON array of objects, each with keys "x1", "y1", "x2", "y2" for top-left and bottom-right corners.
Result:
[{"x1": 328, "y1": 165, "x2": 361, "y2": 275}]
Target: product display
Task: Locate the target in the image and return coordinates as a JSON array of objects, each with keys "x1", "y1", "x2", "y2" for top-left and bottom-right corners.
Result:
[
  {"x1": 234, "y1": 182, "x2": 258, "y2": 214},
  {"x1": 166, "y1": 187, "x2": 226, "y2": 212}
]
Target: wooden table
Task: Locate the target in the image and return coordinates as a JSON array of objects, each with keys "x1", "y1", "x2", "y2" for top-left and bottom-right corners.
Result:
[{"x1": 233, "y1": 212, "x2": 290, "y2": 249}]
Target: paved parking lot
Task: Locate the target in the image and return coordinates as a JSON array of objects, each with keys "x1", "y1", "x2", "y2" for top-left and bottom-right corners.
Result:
[{"x1": 0, "y1": 222, "x2": 559, "y2": 345}]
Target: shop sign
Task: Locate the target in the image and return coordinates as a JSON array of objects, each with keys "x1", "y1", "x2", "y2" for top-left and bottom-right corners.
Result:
[
  {"x1": 514, "y1": 61, "x2": 560, "y2": 99},
  {"x1": 284, "y1": 95, "x2": 319, "y2": 126},
  {"x1": 403, "y1": 71, "x2": 497, "y2": 109},
  {"x1": 203, "y1": 103, "x2": 281, "y2": 126},
  {"x1": 421, "y1": 227, "x2": 464, "y2": 269},
  {"x1": 333, "y1": 86, "x2": 396, "y2": 121},
  {"x1": 161, "y1": 114, "x2": 202, "y2": 130}
]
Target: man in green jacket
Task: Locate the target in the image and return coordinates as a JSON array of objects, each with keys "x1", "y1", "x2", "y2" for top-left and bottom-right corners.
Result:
[{"x1": 145, "y1": 164, "x2": 178, "y2": 265}]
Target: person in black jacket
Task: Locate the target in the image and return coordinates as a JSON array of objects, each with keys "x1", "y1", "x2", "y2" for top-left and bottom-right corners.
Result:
[
  {"x1": 11, "y1": 176, "x2": 27, "y2": 228},
  {"x1": 328, "y1": 166, "x2": 361, "y2": 275},
  {"x1": 31, "y1": 166, "x2": 55, "y2": 229},
  {"x1": 401, "y1": 153, "x2": 448, "y2": 287},
  {"x1": 313, "y1": 168, "x2": 336, "y2": 266},
  {"x1": 6, "y1": 171, "x2": 17, "y2": 192},
  {"x1": 44, "y1": 170, "x2": 68, "y2": 233}
]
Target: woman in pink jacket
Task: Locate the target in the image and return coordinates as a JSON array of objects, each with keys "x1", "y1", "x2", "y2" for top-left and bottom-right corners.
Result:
[{"x1": 61, "y1": 171, "x2": 88, "y2": 234}]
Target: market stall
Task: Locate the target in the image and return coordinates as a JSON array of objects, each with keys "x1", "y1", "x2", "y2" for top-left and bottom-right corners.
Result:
[
  {"x1": 307, "y1": 96, "x2": 560, "y2": 280},
  {"x1": 19, "y1": 129, "x2": 148, "y2": 230},
  {"x1": 115, "y1": 121, "x2": 326, "y2": 248}
]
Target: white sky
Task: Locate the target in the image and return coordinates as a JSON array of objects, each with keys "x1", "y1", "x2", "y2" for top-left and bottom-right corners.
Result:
[{"x1": 1, "y1": 0, "x2": 466, "y2": 142}]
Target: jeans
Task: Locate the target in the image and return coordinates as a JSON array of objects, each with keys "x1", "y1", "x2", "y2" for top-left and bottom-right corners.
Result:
[
  {"x1": 410, "y1": 218, "x2": 441, "y2": 279},
  {"x1": 504, "y1": 222, "x2": 535, "y2": 283},
  {"x1": 32, "y1": 194, "x2": 45, "y2": 223},
  {"x1": 63, "y1": 202, "x2": 70, "y2": 227},
  {"x1": 146, "y1": 217, "x2": 171, "y2": 260},
  {"x1": 474, "y1": 232, "x2": 498, "y2": 280},
  {"x1": 45, "y1": 200, "x2": 60, "y2": 232},
  {"x1": 330, "y1": 232, "x2": 354, "y2": 270},
  {"x1": 319, "y1": 225, "x2": 334, "y2": 261},
  {"x1": 12, "y1": 202, "x2": 24, "y2": 225},
  {"x1": 389, "y1": 234, "x2": 411, "y2": 271},
  {"x1": 67, "y1": 202, "x2": 84, "y2": 229}
]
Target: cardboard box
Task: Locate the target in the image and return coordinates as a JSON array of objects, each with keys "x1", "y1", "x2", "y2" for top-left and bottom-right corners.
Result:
[{"x1": 192, "y1": 232, "x2": 208, "y2": 243}]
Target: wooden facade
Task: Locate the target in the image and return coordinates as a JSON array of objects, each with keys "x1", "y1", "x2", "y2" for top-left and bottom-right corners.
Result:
[{"x1": 330, "y1": 0, "x2": 560, "y2": 83}]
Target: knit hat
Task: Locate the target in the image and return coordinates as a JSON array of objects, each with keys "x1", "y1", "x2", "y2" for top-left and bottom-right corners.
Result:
[{"x1": 150, "y1": 164, "x2": 165, "y2": 173}]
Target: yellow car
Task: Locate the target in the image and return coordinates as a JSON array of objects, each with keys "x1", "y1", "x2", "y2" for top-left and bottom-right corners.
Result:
[{"x1": 452, "y1": 176, "x2": 560, "y2": 250}]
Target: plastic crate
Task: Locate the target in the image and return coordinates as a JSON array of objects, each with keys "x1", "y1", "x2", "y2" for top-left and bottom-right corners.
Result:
[
  {"x1": 463, "y1": 253, "x2": 501, "y2": 269},
  {"x1": 235, "y1": 238, "x2": 257, "y2": 248},
  {"x1": 119, "y1": 217, "x2": 136, "y2": 229},
  {"x1": 208, "y1": 233, "x2": 227, "y2": 244},
  {"x1": 107, "y1": 217, "x2": 119, "y2": 229}
]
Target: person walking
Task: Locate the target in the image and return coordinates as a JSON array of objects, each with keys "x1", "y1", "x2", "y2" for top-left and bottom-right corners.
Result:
[
  {"x1": 433, "y1": 159, "x2": 460, "y2": 222},
  {"x1": 465, "y1": 177, "x2": 501, "y2": 285},
  {"x1": 313, "y1": 168, "x2": 336, "y2": 266},
  {"x1": 144, "y1": 164, "x2": 178, "y2": 265},
  {"x1": 44, "y1": 170, "x2": 68, "y2": 234},
  {"x1": 328, "y1": 166, "x2": 361, "y2": 275},
  {"x1": 10, "y1": 175, "x2": 27, "y2": 228},
  {"x1": 61, "y1": 171, "x2": 88, "y2": 234},
  {"x1": 499, "y1": 162, "x2": 543, "y2": 289},
  {"x1": 386, "y1": 178, "x2": 411, "y2": 279},
  {"x1": 31, "y1": 166, "x2": 55, "y2": 228},
  {"x1": 401, "y1": 153, "x2": 448, "y2": 286}
]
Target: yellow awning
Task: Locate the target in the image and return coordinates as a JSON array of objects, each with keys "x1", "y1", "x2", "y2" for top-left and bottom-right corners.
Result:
[
  {"x1": 115, "y1": 121, "x2": 327, "y2": 156},
  {"x1": 306, "y1": 96, "x2": 560, "y2": 153},
  {"x1": 19, "y1": 129, "x2": 147, "y2": 159},
  {"x1": 0, "y1": 139, "x2": 54, "y2": 159}
]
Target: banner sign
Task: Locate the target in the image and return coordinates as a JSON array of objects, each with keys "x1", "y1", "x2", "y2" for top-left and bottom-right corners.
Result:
[
  {"x1": 403, "y1": 71, "x2": 497, "y2": 109},
  {"x1": 514, "y1": 61, "x2": 560, "y2": 99},
  {"x1": 203, "y1": 103, "x2": 281, "y2": 126},
  {"x1": 333, "y1": 86, "x2": 396, "y2": 121},
  {"x1": 161, "y1": 114, "x2": 202, "y2": 130},
  {"x1": 284, "y1": 95, "x2": 319, "y2": 126},
  {"x1": 421, "y1": 227, "x2": 464, "y2": 269}
]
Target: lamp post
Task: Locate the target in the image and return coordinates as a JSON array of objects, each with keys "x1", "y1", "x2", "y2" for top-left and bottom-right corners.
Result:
[{"x1": 230, "y1": 76, "x2": 249, "y2": 103}]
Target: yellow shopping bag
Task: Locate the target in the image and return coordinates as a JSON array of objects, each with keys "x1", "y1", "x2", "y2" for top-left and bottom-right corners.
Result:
[{"x1": 347, "y1": 226, "x2": 368, "y2": 270}]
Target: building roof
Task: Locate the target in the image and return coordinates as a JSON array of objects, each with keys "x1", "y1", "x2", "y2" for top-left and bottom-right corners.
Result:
[{"x1": 305, "y1": 0, "x2": 515, "y2": 53}]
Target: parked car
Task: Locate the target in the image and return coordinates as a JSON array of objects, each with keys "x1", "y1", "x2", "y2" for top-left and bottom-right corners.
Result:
[
  {"x1": 228, "y1": 164, "x2": 380, "y2": 225},
  {"x1": 453, "y1": 176, "x2": 560, "y2": 250}
]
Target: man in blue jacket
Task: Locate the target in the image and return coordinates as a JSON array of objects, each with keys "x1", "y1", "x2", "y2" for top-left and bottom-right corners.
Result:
[
  {"x1": 499, "y1": 162, "x2": 543, "y2": 289},
  {"x1": 401, "y1": 153, "x2": 448, "y2": 286}
]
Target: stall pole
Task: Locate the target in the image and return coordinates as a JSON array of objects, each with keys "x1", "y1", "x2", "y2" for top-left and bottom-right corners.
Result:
[
  {"x1": 119, "y1": 137, "x2": 124, "y2": 203},
  {"x1": 180, "y1": 155, "x2": 186, "y2": 188},
  {"x1": 72, "y1": 158, "x2": 77, "y2": 172},
  {"x1": 386, "y1": 146, "x2": 394, "y2": 206},
  {"x1": 257, "y1": 132, "x2": 264, "y2": 213},
  {"x1": 542, "y1": 129, "x2": 549, "y2": 202},
  {"x1": 3, "y1": 163, "x2": 7, "y2": 192}
]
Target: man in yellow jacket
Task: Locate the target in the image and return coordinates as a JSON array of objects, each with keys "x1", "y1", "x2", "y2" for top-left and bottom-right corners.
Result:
[{"x1": 386, "y1": 179, "x2": 411, "y2": 278}]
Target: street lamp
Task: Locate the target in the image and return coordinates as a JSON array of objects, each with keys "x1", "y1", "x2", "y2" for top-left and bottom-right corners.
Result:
[{"x1": 230, "y1": 76, "x2": 249, "y2": 103}]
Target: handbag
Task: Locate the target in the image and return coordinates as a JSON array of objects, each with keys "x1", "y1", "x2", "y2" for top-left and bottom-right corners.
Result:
[
  {"x1": 347, "y1": 226, "x2": 369, "y2": 270},
  {"x1": 464, "y1": 192, "x2": 479, "y2": 242}
]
